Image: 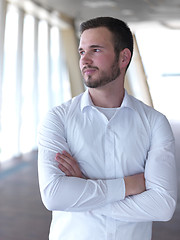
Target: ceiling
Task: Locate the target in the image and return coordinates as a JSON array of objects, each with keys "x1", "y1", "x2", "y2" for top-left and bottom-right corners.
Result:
[{"x1": 32, "y1": 0, "x2": 180, "y2": 27}]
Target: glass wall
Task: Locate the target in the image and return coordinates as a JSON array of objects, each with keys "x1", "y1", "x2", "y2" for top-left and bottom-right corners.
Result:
[
  {"x1": 0, "y1": 1, "x2": 72, "y2": 161},
  {"x1": 135, "y1": 23, "x2": 180, "y2": 122},
  {"x1": 133, "y1": 23, "x2": 180, "y2": 164}
]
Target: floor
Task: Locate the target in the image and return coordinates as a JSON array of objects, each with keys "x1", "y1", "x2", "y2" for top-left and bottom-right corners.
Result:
[
  {"x1": 0, "y1": 151, "x2": 51, "y2": 240},
  {"x1": 0, "y1": 122, "x2": 179, "y2": 240}
]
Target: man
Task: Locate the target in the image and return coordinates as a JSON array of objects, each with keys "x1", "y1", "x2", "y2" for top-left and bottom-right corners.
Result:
[{"x1": 38, "y1": 17, "x2": 177, "y2": 240}]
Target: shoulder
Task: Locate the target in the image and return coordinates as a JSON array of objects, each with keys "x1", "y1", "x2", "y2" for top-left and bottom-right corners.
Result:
[
  {"x1": 129, "y1": 94, "x2": 173, "y2": 139},
  {"x1": 128, "y1": 94, "x2": 164, "y2": 120},
  {"x1": 48, "y1": 92, "x2": 84, "y2": 119},
  {"x1": 38, "y1": 93, "x2": 84, "y2": 135}
]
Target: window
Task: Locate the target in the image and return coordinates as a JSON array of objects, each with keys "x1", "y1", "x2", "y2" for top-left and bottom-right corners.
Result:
[
  {"x1": 135, "y1": 24, "x2": 180, "y2": 122},
  {"x1": 0, "y1": 1, "x2": 72, "y2": 162},
  {"x1": 20, "y1": 14, "x2": 36, "y2": 153},
  {"x1": 50, "y1": 26, "x2": 71, "y2": 106},
  {"x1": 1, "y1": 4, "x2": 19, "y2": 160}
]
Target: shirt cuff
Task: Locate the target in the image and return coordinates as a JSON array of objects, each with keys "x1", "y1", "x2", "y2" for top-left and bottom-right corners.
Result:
[{"x1": 105, "y1": 178, "x2": 125, "y2": 203}]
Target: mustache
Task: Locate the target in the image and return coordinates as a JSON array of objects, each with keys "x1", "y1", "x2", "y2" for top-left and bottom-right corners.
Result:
[{"x1": 82, "y1": 65, "x2": 98, "y2": 72}]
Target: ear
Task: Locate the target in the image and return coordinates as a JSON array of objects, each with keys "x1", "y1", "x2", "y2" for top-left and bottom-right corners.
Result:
[{"x1": 119, "y1": 48, "x2": 131, "y2": 69}]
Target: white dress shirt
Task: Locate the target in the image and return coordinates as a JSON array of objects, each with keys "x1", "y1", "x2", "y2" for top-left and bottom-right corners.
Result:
[{"x1": 38, "y1": 90, "x2": 177, "y2": 240}]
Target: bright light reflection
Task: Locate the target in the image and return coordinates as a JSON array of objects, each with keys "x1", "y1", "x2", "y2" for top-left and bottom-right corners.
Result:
[
  {"x1": 20, "y1": 14, "x2": 36, "y2": 153},
  {"x1": 0, "y1": 5, "x2": 19, "y2": 161},
  {"x1": 135, "y1": 26, "x2": 180, "y2": 121}
]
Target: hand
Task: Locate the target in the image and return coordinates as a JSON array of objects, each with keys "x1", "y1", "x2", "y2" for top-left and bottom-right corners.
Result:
[
  {"x1": 55, "y1": 151, "x2": 85, "y2": 178},
  {"x1": 124, "y1": 173, "x2": 146, "y2": 197}
]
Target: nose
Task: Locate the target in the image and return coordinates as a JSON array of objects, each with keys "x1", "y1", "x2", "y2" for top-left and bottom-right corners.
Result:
[{"x1": 80, "y1": 52, "x2": 93, "y2": 66}]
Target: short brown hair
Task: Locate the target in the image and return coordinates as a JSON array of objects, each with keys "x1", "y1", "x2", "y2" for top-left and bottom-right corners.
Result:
[{"x1": 80, "y1": 17, "x2": 133, "y2": 67}]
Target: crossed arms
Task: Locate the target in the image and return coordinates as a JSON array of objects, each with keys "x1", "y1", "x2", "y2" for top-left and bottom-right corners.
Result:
[
  {"x1": 56, "y1": 150, "x2": 146, "y2": 197},
  {"x1": 38, "y1": 108, "x2": 177, "y2": 222}
]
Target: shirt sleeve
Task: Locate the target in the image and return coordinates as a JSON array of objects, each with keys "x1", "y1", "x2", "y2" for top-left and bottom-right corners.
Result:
[
  {"x1": 93, "y1": 115, "x2": 177, "y2": 222},
  {"x1": 38, "y1": 106, "x2": 125, "y2": 212}
]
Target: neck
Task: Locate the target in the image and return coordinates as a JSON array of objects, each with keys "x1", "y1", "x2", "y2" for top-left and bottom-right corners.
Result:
[{"x1": 88, "y1": 80, "x2": 125, "y2": 108}]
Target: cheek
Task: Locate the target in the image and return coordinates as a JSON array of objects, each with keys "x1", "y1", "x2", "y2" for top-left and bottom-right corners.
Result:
[{"x1": 98, "y1": 55, "x2": 114, "y2": 67}]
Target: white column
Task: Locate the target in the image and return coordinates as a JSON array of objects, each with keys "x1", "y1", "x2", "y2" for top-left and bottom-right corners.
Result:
[
  {"x1": 126, "y1": 35, "x2": 153, "y2": 107},
  {"x1": 61, "y1": 27, "x2": 84, "y2": 97},
  {"x1": 33, "y1": 17, "x2": 39, "y2": 148},
  {"x1": 0, "y1": 0, "x2": 7, "y2": 132},
  {"x1": 47, "y1": 23, "x2": 53, "y2": 109},
  {"x1": 16, "y1": 8, "x2": 24, "y2": 155}
]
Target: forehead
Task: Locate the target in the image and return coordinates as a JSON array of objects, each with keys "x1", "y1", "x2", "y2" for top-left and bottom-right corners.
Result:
[{"x1": 79, "y1": 27, "x2": 113, "y2": 48}]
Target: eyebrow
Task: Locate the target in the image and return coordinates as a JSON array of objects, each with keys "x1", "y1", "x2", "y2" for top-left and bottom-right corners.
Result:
[{"x1": 78, "y1": 45, "x2": 104, "y2": 52}]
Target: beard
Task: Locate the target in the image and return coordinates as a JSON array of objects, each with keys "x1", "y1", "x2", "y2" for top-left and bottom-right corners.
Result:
[{"x1": 83, "y1": 57, "x2": 120, "y2": 88}]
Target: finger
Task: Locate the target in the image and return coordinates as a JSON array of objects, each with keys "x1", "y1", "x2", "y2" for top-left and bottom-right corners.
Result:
[
  {"x1": 56, "y1": 155, "x2": 76, "y2": 175},
  {"x1": 57, "y1": 153, "x2": 78, "y2": 172},
  {"x1": 61, "y1": 155, "x2": 82, "y2": 176},
  {"x1": 55, "y1": 152, "x2": 83, "y2": 178},
  {"x1": 56, "y1": 154, "x2": 74, "y2": 167},
  {"x1": 58, "y1": 164, "x2": 72, "y2": 176},
  {"x1": 62, "y1": 151, "x2": 73, "y2": 159},
  {"x1": 56, "y1": 152, "x2": 74, "y2": 164},
  {"x1": 62, "y1": 151, "x2": 77, "y2": 164}
]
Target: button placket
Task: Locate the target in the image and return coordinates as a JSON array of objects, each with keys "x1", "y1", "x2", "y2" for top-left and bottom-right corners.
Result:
[
  {"x1": 106, "y1": 214, "x2": 116, "y2": 240},
  {"x1": 104, "y1": 123, "x2": 115, "y2": 178}
]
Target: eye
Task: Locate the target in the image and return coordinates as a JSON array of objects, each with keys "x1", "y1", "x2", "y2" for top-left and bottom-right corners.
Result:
[
  {"x1": 79, "y1": 50, "x2": 85, "y2": 56},
  {"x1": 93, "y1": 48, "x2": 100, "y2": 53}
]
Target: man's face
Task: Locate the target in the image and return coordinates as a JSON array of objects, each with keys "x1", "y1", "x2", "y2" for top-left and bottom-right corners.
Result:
[{"x1": 79, "y1": 27, "x2": 120, "y2": 88}]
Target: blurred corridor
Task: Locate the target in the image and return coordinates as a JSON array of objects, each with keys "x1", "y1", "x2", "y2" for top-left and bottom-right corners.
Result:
[{"x1": 0, "y1": 1, "x2": 180, "y2": 239}]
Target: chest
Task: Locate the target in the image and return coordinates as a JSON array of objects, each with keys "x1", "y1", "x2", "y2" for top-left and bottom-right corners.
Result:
[{"x1": 65, "y1": 108, "x2": 150, "y2": 179}]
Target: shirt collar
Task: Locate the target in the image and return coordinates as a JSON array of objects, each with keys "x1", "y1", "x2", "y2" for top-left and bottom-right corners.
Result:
[
  {"x1": 80, "y1": 89, "x2": 137, "y2": 112},
  {"x1": 80, "y1": 89, "x2": 94, "y2": 111},
  {"x1": 121, "y1": 90, "x2": 138, "y2": 111}
]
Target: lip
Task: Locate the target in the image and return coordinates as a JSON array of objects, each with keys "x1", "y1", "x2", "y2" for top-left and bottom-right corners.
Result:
[
  {"x1": 84, "y1": 69, "x2": 96, "y2": 75},
  {"x1": 82, "y1": 67, "x2": 98, "y2": 75}
]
